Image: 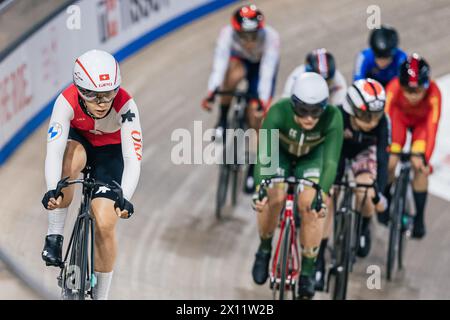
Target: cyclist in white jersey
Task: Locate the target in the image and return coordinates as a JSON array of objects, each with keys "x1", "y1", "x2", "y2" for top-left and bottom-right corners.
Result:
[
  {"x1": 202, "y1": 4, "x2": 280, "y2": 193},
  {"x1": 283, "y1": 48, "x2": 347, "y2": 106}
]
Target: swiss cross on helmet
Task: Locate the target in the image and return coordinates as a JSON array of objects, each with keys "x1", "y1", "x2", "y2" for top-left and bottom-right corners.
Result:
[
  {"x1": 305, "y1": 48, "x2": 336, "y2": 81},
  {"x1": 399, "y1": 53, "x2": 430, "y2": 89},
  {"x1": 343, "y1": 78, "x2": 386, "y2": 122},
  {"x1": 231, "y1": 4, "x2": 265, "y2": 33}
]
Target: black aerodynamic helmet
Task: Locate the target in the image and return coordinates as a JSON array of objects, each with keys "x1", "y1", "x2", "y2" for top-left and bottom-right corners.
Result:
[
  {"x1": 399, "y1": 53, "x2": 431, "y2": 89},
  {"x1": 369, "y1": 25, "x2": 399, "y2": 58},
  {"x1": 305, "y1": 48, "x2": 336, "y2": 81}
]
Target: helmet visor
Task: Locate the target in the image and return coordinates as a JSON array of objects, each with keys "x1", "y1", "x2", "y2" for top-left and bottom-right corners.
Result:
[
  {"x1": 353, "y1": 106, "x2": 384, "y2": 123},
  {"x1": 77, "y1": 86, "x2": 119, "y2": 103},
  {"x1": 291, "y1": 95, "x2": 327, "y2": 118}
]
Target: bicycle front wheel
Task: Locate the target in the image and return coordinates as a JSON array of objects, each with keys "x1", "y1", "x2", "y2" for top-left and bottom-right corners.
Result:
[
  {"x1": 387, "y1": 181, "x2": 404, "y2": 281},
  {"x1": 62, "y1": 216, "x2": 87, "y2": 300},
  {"x1": 215, "y1": 164, "x2": 230, "y2": 220},
  {"x1": 278, "y1": 219, "x2": 292, "y2": 300},
  {"x1": 331, "y1": 211, "x2": 352, "y2": 300}
]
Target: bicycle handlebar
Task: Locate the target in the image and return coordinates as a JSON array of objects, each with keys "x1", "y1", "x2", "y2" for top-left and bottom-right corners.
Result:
[
  {"x1": 213, "y1": 90, "x2": 263, "y2": 111},
  {"x1": 259, "y1": 177, "x2": 323, "y2": 212},
  {"x1": 390, "y1": 151, "x2": 427, "y2": 166},
  {"x1": 213, "y1": 90, "x2": 257, "y2": 99},
  {"x1": 55, "y1": 176, "x2": 125, "y2": 207},
  {"x1": 334, "y1": 180, "x2": 378, "y2": 192}
]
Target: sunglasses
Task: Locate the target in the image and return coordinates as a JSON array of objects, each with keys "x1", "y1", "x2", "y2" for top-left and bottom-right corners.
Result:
[
  {"x1": 291, "y1": 95, "x2": 326, "y2": 119},
  {"x1": 77, "y1": 86, "x2": 119, "y2": 104},
  {"x1": 353, "y1": 108, "x2": 384, "y2": 123}
]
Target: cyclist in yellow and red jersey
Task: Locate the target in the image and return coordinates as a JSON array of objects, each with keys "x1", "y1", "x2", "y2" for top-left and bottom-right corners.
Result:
[{"x1": 383, "y1": 53, "x2": 441, "y2": 238}]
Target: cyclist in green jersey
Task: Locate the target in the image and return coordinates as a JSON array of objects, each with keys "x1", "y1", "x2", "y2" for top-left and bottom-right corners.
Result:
[{"x1": 251, "y1": 72, "x2": 343, "y2": 299}]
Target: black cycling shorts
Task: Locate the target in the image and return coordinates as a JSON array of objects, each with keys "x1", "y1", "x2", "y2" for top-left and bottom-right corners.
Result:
[{"x1": 68, "y1": 128, "x2": 123, "y2": 201}]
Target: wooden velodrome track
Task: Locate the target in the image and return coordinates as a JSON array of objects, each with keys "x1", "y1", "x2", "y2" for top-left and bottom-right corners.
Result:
[{"x1": 1, "y1": 0, "x2": 450, "y2": 299}]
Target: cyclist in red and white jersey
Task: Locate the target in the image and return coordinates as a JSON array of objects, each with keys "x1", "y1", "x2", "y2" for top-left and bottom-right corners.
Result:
[
  {"x1": 41, "y1": 50, "x2": 142, "y2": 300},
  {"x1": 202, "y1": 4, "x2": 280, "y2": 193}
]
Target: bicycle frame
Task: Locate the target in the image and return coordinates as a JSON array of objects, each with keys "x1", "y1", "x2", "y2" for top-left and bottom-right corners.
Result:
[
  {"x1": 214, "y1": 90, "x2": 254, "y2": 219},
  {"x1": 56, "y1": 171, "x2": 123, "y2": 300},
  {"x1": 270, "y1": 183, "x2": 301, "y2": 294},
  {"x1": 387, "y1": 152, "x2": 417, "y2": 280},
  {"x1": 328, "y1": 163, "x2": 375, "y2": 300},
  {"x1": 260, "y1": 176, "x2": 322, "y2": 300}
]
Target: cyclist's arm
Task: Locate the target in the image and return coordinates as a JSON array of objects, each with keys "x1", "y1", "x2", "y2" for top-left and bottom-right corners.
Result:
[
  {"x1": 376, "y1": 114, "x2": 391, "y2": 192},
  {"x1": 119, "y1": 99, "x2": 142, "y2": 200},
  {"x1": 424, "y1": 85, "x2": 442, "y2": 163},
  {"x1": 44, "y1": 95, "x2": 74, "y2": 191},
  {"x1": 207, "y1": 26, "x2": 232, "y2": 93},
  {"x1": 329, "y1": 70, "x2": 347, "y2": 106},
  {"x1": 353, "y1": 51, "x2": 368, "y2": 82},
  {"x1": 254, "y1": 102, "x2": 283, "y2": 185},
  {"x1": 258, "y1": 28, "x2": 280, "y2": 108},
  {"x1": 282, "y1": 65, "x2": 303, "y2": 98},
  {"x1": 320, "y1": 108, "x2": 344, "y2": 193}
]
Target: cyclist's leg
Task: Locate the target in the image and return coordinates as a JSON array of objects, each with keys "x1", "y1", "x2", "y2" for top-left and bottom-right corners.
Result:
[
  {"x1": 315, "y1": 156, "x2": 344, "y2": 289},
  {"x1": 353, "y1": 146, "x2": 377, "y2": 216},
  {"x1": 294, "y1": 146, "x2": 325, "y2": 297},
  {"x1": 91, "y1": 198, "x2": 118, "y2": 299},
  {"x1": 42, "y1": 130, "x2": 88, "y2": 266},
  {"x1": 352, "y1": 147, "x2": 378, "y2": 257},
  {"x1": 252, "y1": 150, "x2": 290, "y2": 284},
  {"x1": 410, "y1": 121, "x2": 430, "y2": 238},
  {"x1": 90, "y1": 143, "x2": 124, "y2": 299},
  {"x1": 216, "y1": 57, "x2": 246, "y2": 130}
]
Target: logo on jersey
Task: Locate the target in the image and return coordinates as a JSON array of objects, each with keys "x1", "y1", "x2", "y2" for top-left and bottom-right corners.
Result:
[
  {"x1": 96, "y1": 186, "x2": 111, "y2": 194},
  {"x1": 121, "y1": 110, "x2": 136, "y2": 123},
  {"x1": 289, "y1": 129, "x2": 297, "y2": 139},
  {"x1": 47, "y1": 122, "x2": 62, "y2": 142},
  {"x1": 304, "y1": 168, "x2": 320, "y2": 179},
  {"x1": 131, "y1": 130, "x2": 142, "y2": 161},
  {"x1": 99, "y1": 74, "x2": 110, "y2": 81},
  {"x1": 305, "y1": 132, "x2": 321, "y2": 141}
]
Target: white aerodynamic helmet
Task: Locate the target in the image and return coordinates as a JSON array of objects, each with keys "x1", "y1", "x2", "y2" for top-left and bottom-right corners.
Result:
[
  {"x1": 343, "y1": 78, "x2": 386, "y2": 122},
  {"x1": 73, "y1": 49, "x2": 121, "y2": 93},
  {"x1": 290, "y1": 72, "x2": 329, "y2": 117}
]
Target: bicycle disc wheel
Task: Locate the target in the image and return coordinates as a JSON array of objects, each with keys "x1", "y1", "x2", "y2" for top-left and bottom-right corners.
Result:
[{"x1": 215, "y1": 164, "x2": 230, "y2": 220}]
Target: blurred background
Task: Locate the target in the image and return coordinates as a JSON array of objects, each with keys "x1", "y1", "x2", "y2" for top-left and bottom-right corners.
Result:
[{"x1": 1, "y1": 0, "x2": 450, "y2": 299}]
